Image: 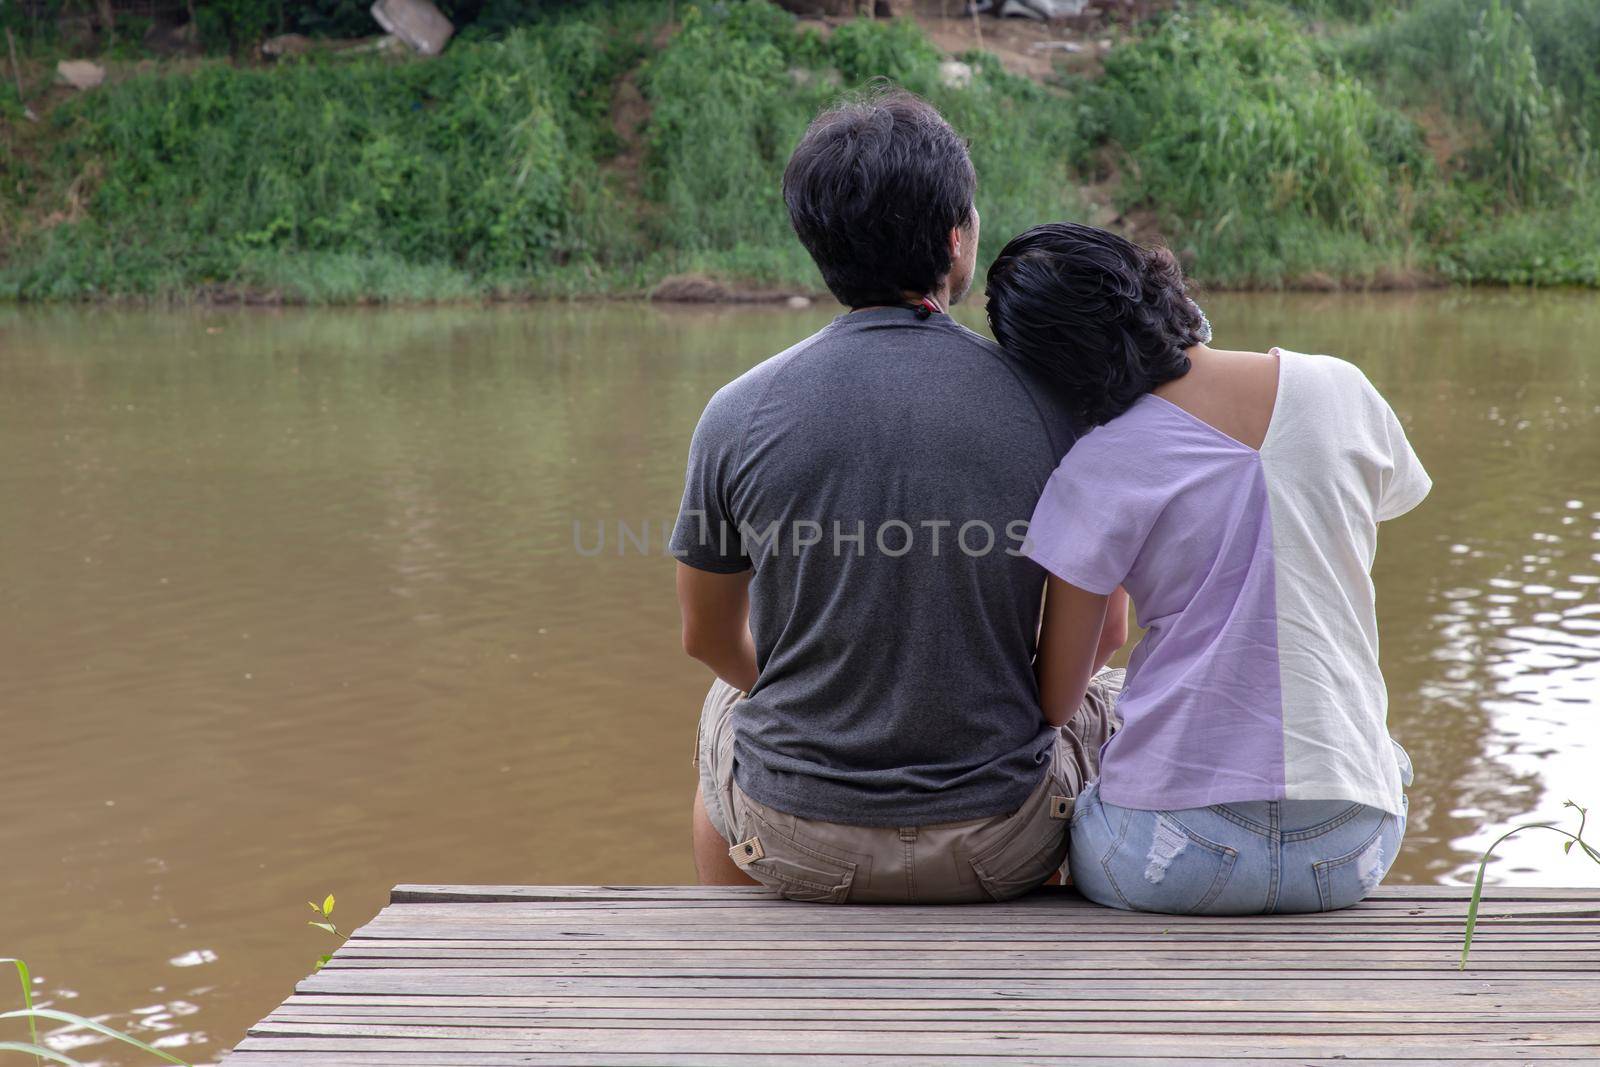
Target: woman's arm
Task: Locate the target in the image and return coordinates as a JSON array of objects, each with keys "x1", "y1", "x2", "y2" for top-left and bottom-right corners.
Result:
[{"x1": 1036, "y1": 575, "x2": 1111, "y2": 727}]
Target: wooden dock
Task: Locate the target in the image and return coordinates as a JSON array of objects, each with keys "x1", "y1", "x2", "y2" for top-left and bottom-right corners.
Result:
[{"x1": 230, "y1": 884, "x2": 1600, "y2": 1065}]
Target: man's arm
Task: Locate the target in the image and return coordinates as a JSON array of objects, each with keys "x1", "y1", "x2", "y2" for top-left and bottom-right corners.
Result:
[
  {"x1": 1036, "y1": 575, "x2": 1114, "y2": 728},
  {"x1": 676, "y1": 562, "x2": 759, "y2": 693},
  {"x1": 1094, "y1": 585, "x2": 1131, "y2": 670}
]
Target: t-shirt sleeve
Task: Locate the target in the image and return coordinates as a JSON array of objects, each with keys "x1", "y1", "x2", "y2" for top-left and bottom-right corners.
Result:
[
  {"x1": 668, "y1": 387, "x2": 754, "y2": 573},
  {"x1": 1372, "y1": 387, "x2": 1432, "y2": 523},
  {"x1": 1022, "y1": 442, "x2": 1152, "y2": 596}
]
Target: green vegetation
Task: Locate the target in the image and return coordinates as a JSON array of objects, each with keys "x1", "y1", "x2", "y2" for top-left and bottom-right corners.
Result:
[
  {"x1": 0, "y1": 0, "x2": 586, "y2": 55},
  {"x1": 638, "y1": 3, "x2": 1083, "y2": 287},
  {"x1": 1, "y1": 958, "x2": 190, "y2": 1066},
  {"x1": 1342, "y1": 0, "x2": 1600, "y2": 284},
  {"x1": 307, "y1": 892, "x2": 347, "y2": 971},
  {"x1": 3, "y1": 0, "x2": 1600, "y2": 302},
  {"x1": 0, "y1": 897, "x2": 348, "y2": 1063},
  {"x1": 1, "y1": 2, "x2": 660, "y2": 300},
  {"x1": 1080, "y1": 7, "x2": 1431, "y2": 286},
  {"x1": 1459, "y1": 801, "x2": 1599, "y2": 969}
]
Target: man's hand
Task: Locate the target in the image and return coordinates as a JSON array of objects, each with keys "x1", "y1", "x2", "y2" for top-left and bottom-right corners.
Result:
[{"x1": 676, "y1": 563, "x2": 759, "y2": 693}]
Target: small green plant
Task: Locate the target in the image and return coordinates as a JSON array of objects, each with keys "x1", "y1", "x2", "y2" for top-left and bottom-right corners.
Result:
[
  {"x1": 1459, "y1": 800, "x2": 1600, "y2": 969},
  {"x1": 307, "y1": 893, "x2": 346, "y2": 970},
  {"x1": 0, "y1": 958, "x2": 189, "y2": 1066}
]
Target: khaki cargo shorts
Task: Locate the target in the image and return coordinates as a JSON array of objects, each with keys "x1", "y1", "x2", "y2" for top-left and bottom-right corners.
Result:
[{"x1": 694, "y1": 670, "x2": 1124, "y2": 905}]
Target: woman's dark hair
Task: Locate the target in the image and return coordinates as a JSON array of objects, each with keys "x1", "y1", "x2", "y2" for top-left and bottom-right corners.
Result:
[
  {"x1": 985, "y1": 223, "x2": 1208, "y2": 428},
  {"x1": 783, "y1": 90, "x2": 975, "y2": 308}
]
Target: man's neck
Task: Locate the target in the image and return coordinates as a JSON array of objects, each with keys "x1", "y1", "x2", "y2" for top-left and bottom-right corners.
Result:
[
  {"x1": 916, "y1": 283, "x2": 952, "y2": 311},
  {"x1": 848, "y1": 282, "x2": 952, "y2": 314}
]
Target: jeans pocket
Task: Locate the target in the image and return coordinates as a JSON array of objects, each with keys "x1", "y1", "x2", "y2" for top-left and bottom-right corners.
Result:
[
  {"x1": 968, "y1": 781, "x2": 1070, "y2": 902},
  {"x1": 730, "y1": 799, "x2": 858, "y2": 904},
  {"x1": 1100, "y1": 811, "x2": 1239, "y2": 915},
  {"x1": 1313, "y1": 812, "x2": 1401, "y2": 912}
]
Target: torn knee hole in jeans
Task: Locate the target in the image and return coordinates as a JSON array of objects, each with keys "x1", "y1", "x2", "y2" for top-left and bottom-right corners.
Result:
[{"x1": 1143, "y1": 813, "x2": 1189, "y2": 884}]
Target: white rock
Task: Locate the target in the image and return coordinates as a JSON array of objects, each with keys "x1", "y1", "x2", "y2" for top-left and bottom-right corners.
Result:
[
  {"x1": 785, "y1": 295, "x2": 813, "y2": 309},
  {"x1": 370, "y1": 0, "x2": 454, "y2": 56},
  {"x1": 939, "y1": 60, "x2": 974, "y2": 90},
  {"x1": 56, "y1": 60, "x2": 105, "y2": 91},
  {"x1": 998, "y1": 0, "x2": 1042, "y2": 19},
  {"x1": 1028, "y1": 0, "x2": 1090, "y2": 14},
  {"x1": 1001, "y1": 0, "x2": 1088, "y2": 16}
]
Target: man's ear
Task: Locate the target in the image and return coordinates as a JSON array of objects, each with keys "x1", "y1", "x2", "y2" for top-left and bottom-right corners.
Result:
[{"x1": 950, "y1": 207, "x2": 977, "y2": 259}]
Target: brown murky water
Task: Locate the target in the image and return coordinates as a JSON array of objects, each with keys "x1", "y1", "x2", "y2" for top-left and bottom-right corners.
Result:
[{"x1": 2, "y1": 292, "x2": 1597, "y2": 1063}]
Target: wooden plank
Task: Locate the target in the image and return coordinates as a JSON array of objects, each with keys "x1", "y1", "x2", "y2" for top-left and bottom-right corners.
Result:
[
  {"x1": 227, "y1": 1031, "x2": 1600, "y2": 1056},
  {"x1": 294, "y1": 977, "x2": 1600, "y2": 1001},
  {"x1": 357, "y1": 910, "x2": 1600, "y2": 926},
  {"x1": 369, "y1": 899, "x2": 1600, "y2": 919},
  {"x1": 335, "y1": 929, "x2": 1600, "y2": 948},
  {"x1": 222, "y1": 1055, "x2": 1599, "y2": 1066},
  {"x1": 308, "y1": 959, "x2": 1600, "y2": 979},
  {"x1": 269, "y1": 993, "x2": 1600, "y2": 1016},
  {"x1": 396, "y1": 889, "x2": 1600, "y2": 908},
  {"x1": 250, "y1": 1016, "x2": 1600, "y2": 1037},
  {"x1": 317, "y1": 945, "x2": 1600, "y2": 964},
  {"x1": 261, "y1": 1007, "x2": 1600, "y2": 1028},
  {"x1": 234, "y1": 885, "x2": 1600, "y2": 1065}
]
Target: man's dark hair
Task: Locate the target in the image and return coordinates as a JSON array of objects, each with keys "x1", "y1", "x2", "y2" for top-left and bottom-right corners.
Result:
[
  {"x1": 783, "y1": 91, "x2": 976, "y2": 308},
  {"x1": 985, "y1": 222, "x2": 1208, "y2": 428}
]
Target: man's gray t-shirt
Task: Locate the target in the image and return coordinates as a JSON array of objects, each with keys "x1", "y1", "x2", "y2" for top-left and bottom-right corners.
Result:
[{"x1": 670, "y1": 306, "x2": 1077, "y2": 826}]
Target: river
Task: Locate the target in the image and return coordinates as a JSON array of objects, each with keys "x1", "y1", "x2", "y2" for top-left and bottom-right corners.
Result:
[{"x1": 2, "y1": 291, "x2": 1596, "y2": 1063}]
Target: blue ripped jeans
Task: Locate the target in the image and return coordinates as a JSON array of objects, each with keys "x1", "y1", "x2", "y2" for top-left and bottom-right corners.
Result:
[{"x1": 1068, "y1": 745, "x2": 1413, "y2": 915}]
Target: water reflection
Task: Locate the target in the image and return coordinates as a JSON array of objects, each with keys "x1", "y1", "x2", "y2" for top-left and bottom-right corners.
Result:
[{"x1": 0, "y1": 292, "x2": 1595, "y2": 1065}]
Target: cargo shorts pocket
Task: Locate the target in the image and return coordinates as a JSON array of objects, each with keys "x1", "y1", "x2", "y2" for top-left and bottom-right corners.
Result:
[
  {"x1": 729, "y1": 792, "x2": 858, "y2": 904},
  {"x1": 968, "y1": 779, "x2": 1071, "y2": 903}
]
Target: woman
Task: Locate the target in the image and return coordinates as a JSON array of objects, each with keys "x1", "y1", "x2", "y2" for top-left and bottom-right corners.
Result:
[{"x1": 986, "y1": 223, "x2": 1429, "y2": 914}]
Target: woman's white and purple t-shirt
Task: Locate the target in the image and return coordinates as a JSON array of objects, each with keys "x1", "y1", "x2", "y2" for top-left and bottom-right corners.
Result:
[{"x1": 1025, "y1": 349, "x2": 1430, "y2": 816}]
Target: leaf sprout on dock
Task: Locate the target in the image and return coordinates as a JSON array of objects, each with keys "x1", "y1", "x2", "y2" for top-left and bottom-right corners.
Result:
[{"x1": 307, "y1": 893, "x2": 346, "y2": 971}]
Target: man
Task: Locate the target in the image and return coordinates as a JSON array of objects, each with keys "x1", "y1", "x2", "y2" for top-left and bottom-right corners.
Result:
[{"x1": 670, "y1": 91, "x2": 1126, "y2": 903}]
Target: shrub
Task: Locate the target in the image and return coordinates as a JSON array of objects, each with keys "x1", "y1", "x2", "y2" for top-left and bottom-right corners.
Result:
[
  {"x1": 1079, "y1": 8, "x2": 1431, "y2": 283},
  {"x1": 1347, "y1": 0, "x2": 1595, "y2": 204},
  {"x1": 2, "y1": 4, "x2": 655, "y2": 299},
  {"x1": 640, "y1": 3, "x2": 1085, "y2": 288}
]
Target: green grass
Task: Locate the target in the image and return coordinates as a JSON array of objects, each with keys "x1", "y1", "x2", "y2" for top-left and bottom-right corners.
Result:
[
  {"x1": 638, "y1": 4, "x2": 1086, "y2": 290},
  {"x1": 0, "y1": 957, "x2": 191, "y2": 1066},
  {"x1": 1, "y1": 3, "x2": 661, "y2": 302},
  {"x1": 1439, "y1": 195, "x2": 1600, "y2": 286},
  {"x1": 1074, "y1": 5, "x2": 1432, "y2": 286},
  {"x1": 1459, "y1": 801, "x2": 1599, "y2": 968},
  {"x1": 5, "y1": 0, "x2": 1600, "y2": 302}
]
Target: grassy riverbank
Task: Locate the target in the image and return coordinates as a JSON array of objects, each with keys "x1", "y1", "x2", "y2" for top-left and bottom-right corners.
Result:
[{"x1": 3, "y1": 0, "x2": 1599, "y2": 302}]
